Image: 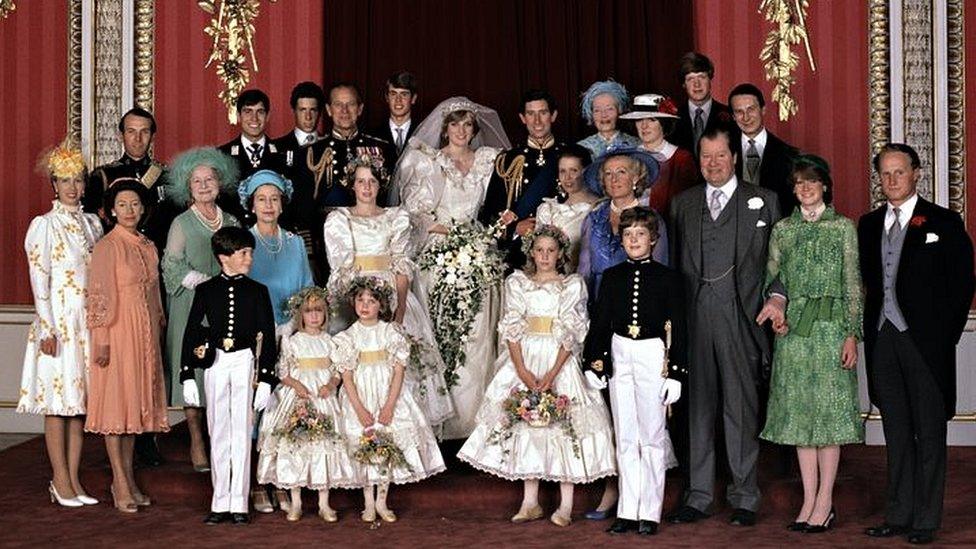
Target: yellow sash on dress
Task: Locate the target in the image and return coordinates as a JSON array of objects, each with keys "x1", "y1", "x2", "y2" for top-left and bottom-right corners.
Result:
[
  {"x1": 526, "y1": 316, "x2": 554, "y2": 335},
  {"x1": 296, "y1": 357, "x2": 330, "y2": 370},
  {"x1": 358, "y1": 350, "x2": 388, "y2": 364},
  {"x1": 353, "y1": 254, "x2": 392, "y2": 271}
]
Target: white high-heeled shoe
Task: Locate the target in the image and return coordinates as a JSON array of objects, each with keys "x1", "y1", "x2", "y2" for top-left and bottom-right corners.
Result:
[
  {"x1": 74, "y1": 493, "x2": 99, "y2": 505},
  {"x1": 49, "y1": 482, "x2": 83, "y2": 508}
]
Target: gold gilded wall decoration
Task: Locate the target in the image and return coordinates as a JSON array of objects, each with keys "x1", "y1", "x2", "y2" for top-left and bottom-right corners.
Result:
[
  {"x1": 759, "y1": 0, "x2": 817, "y2": 121},
  {"x1": 198, "y1": 0, "x2": 276, "y2": 124},
  {"x1": 0, "y1": 1, "x2": 15, "y2": 19}
]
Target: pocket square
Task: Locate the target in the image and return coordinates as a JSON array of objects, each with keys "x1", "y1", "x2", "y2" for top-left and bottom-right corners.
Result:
[
  {"x1": 756, "y1": 219, "x2": 767, "y2": 228},
  {"x1": 925, "y1": 232, "x2": 939, "y2": 243}
]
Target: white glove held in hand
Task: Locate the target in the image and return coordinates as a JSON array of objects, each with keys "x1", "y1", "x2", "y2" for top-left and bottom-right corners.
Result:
[
  {"x1": 182, "y1": 380, "x2": 200, "y2": 407},
  {"x1": 660, "y1": 378, "x2": 682, "y2": 406},
  {"x1": 585, "y1": 370, "x2": 608, "y2": 391},
  {"x1": 253, "y1": 382, "x2": 272, "y2": 412},
  {"x1": 181, "y1": 270, "x2": 210, "y2": 290}
]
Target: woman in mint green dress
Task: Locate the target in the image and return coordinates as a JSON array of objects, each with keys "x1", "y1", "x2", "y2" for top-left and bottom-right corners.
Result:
[
  {"x1": 757, "y1": 154, "x2": 863, "y2": 533},
  {"x1": 162, "y1": 147, "x2": 240, "y2": 471}
]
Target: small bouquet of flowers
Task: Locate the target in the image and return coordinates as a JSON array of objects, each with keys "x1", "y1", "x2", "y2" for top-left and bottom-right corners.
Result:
[
  {"x1": 274, "y1": 398, "x2": 339, "y2": 444},
  {"x1": 418, "y1": 221, "x2": 505, "y2": 389},
  {"x1": 406, "y1": 334, "x2": 447, "y2": 398},
  {"x1": 487, "y1": 388, "x2": 580, "y2": 459},
  {"x1": 353, "y1": 426, "x2": 414, "y2": 476}
]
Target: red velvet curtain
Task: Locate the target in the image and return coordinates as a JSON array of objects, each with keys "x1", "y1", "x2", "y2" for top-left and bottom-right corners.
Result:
[
  {"x1": 0, "y1": 2, "x2": 69, "y2": 304},
  {"x1": 692, "y1": 0, "x2": 870, "y2": 220},
  {"x1": 324, "y1": 0, "x2": 694, "y2": 141}
]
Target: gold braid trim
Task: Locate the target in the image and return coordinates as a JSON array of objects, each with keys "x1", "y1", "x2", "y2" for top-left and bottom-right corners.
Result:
[
  {"x1": 494, "y1": 153, "x2": 526, "y2": 210},
  {"x1": 307, "y1": 147, "x2": 335, "y2": 200}
]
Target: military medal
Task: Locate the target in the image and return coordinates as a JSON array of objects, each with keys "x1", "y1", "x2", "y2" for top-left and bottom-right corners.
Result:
[
  {"x1": 222, "y1": 337, "x2": 234, "y2": 351},
  {"x1": 627, "y1": 323, "x2": 641, "y2": 338}
]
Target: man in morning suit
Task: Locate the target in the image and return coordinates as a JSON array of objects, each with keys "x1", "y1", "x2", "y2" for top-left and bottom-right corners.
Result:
[
  {"x1": 860, "y1": 143, "x2": 974, "y2": 545},
  {"x1": 671, "y1": 52, "x2": 735, "y2": 158},
  {"x1": 218, "y1": 89, "x2": 286, "y2": 224},
  {"x1": 371, "y1": 71, "x2": 418, "y2": 162},
  {"x1": 294, "y1": 82, "x2": 394, "y2": 282},
  {"x1": 479, "y1": 89, "x2": 565, "y2": 269},
  {"x1": 85, "y1": 106, "x2": 172, "y2": 467},
  {"x1": 665, "y1": 127, "x2": 781, "y2": 527},
  {"x1": 728, "y1": 83, "x2": 798, "y2": 216},
  {"x1": 271, "y1": 81, "x2": 325, "y2": 176}
]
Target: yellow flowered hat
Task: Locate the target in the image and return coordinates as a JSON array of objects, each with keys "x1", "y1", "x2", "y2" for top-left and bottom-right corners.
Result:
[{"x1": 39, "y1": 138, "x2": 86, "y2": 180}]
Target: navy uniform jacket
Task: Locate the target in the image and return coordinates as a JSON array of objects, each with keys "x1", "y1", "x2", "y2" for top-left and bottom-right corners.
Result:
[
  {"x1": 218, "y1": 137, "x2": 290, "y2": 225},
  {"x1": 180, "y1": 272, "x2": 278, "y2": 387},
  {"x1": 583, "y1": 257, "x2": 688, "y2": 382}
]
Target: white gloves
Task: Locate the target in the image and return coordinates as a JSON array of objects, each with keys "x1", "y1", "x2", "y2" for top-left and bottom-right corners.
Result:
[
  {"x1": 181, "y1": 270, "x2": 210, "y2": 290},
  {"x1": 182, "y1": 380, "x2": 200, "y2": 407},
  {"x1": 253, "y1": 382, "x2": 272, "y2": 412},
  {"x1": 584, "y1": 370, "x2": 607, "y2": 391},
  {"x1": 660, "y1": 378, "x2": 682, "y2": 406}
]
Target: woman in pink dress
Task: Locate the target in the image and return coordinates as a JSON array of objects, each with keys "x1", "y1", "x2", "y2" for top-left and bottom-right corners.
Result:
[{"x1": 86, "y1": 179, "x2": 169, "y2": 513}]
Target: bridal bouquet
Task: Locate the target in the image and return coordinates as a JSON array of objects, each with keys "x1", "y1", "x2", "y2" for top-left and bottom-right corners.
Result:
[
  {"x1": 274, "y1": 398, "x2": 339, "y2": 444},
  {"x1": 486, "y1": 388, "x2": 580, "y2": 458},
  {"x1": 418, "y1": 221, "x2": 505, "y2": 389},
  {"x1": 353, "y1": 427, "x2": 413, "y2": 476}
]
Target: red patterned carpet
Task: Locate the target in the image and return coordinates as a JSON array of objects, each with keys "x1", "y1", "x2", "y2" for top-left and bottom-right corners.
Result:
[{"x1": 1, "y1": 426, "x2": 974, "y2": 548}]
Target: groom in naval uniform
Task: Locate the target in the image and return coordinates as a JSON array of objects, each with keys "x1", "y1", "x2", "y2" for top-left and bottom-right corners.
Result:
[
  {"x1": 479, "y1": 89, "x2": 566, "y2": 270},
  {"x1": 666, "y1": 127, "x2": 780, "y2": 527}
]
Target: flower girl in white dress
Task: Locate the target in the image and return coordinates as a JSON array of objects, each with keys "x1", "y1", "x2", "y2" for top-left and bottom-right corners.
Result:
[
  {"x1": 256, "y1": 287, "x2": 359, "y2": 522},
  {"x1": 458, "y1": 226, "x2": 616, "y2": 526},
  {"x1": 332, "y1": 277, "x2": 445, "y2": 523}
]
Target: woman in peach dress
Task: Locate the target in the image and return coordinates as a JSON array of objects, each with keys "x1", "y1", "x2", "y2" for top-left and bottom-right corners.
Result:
[{"x1": 85, "y1": 179, "x2": 169, "y2": 513}]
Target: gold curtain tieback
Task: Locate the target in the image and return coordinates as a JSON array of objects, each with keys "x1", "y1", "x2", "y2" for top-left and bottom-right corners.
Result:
[
  {"x1": 526, "y1": 316, "x2": 554, "y2": 334},
  {"x1": 358, "y1": 350, "x2": 389, "y2": 364},
  {"x1": 296, "y1": 357, "x2": 330, "y2": 370},
  {"x1": 354, "y1": 255, "x2": 392, "y2": 271}
]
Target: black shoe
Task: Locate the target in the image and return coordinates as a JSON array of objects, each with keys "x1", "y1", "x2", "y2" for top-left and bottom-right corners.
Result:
[
  {"x1": 729, "y1": 508, "x2": 757, "y2": 526},
  {"x1": 865, "y1": 523, "x2": 909, "y2": 537},
  {"x1": 231, "y1": 512, "x2": 250, "y2": 525},
  {"x1": 803, "y1": 508, "x2": 835, "y2": 533},
  {"x1": 787, "y1": 521, "x2": 808, "y2": 531},
  {"x1": 638, "y1": 520, "x2": 659, "y2": 535},
  {"x1": 666, "y1": 506, "x2": 708, "y2": 524},
  {"x1": 606, "y1": 518, "x2": 638, "y2": 534},
  {"x1": 204, "y1": 512, "x2": 230, "y2": 525},
  {"x1": 907, "y1": 529, "x2": 935, "y2": 545},
  {"x1": 134, "y1": 434, "x2": 164, "y2": 467}
]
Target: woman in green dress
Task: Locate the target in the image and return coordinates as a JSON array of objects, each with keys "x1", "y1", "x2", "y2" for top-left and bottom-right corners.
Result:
[
  {"x1": 162, "y1": 147, "x2": 240, "y2": 472},
  {"x1": 756, "y1": 154, "x2": 864, "y2": 534}
]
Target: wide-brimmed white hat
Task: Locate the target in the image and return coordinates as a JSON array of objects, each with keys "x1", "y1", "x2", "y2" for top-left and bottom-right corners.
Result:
[{"x1": 619, "y1": 94, "x2": 680, "y2": 120}]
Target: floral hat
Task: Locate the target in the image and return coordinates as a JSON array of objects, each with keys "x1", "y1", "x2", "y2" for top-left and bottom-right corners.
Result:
[
  {"x1": 39, "y1": 139, "x2": 86, "y2": 180},
  {"x1": 619, "y1": 94, "x2": 680, "y2": 120},
  {"x1": 582, "y1": 146, "x2": 661, "y2": 197},
  {"x1": 166, "y1": 147, "x2": 239, "y2": 207},
  {"x1": 238, "y1": 169, "x2": 294, "y2": 208}
]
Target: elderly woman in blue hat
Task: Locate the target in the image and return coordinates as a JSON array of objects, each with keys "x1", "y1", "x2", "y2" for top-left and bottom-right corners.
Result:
[
  {"x1": 577, "y1": 80, "x2": 641, "y2": 159},
  {"x1": 239, "y1": 169, "x2": 313, "y2": 329},
  {"x1": 162, "y1": 147, "x2": 240, "y2": 474},
  {"x1": 578, "y1": 147, "x2": 668, "y2": 305}
]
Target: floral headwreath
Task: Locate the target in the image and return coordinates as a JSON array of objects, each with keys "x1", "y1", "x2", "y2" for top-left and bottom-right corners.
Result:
[
  {"x1": 285, "y1": 286, "x2": 329, "y2": 320},
  {"x1": 345, "y1": 276, "x2": 395, "y2": 312},
  {"x1": 344, "y1": 152, "x2": 389, "y2": 188},
  {"x1": 521, "y1": 224, "x2": 573, "y2": 274},
  {"x1": 39, "y1": 139, "x2": 86, "y2": 180}
]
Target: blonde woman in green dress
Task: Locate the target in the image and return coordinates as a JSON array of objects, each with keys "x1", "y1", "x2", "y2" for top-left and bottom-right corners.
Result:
[{"x1": 755, "y1": 154, "x2": 864, "y2": 534}]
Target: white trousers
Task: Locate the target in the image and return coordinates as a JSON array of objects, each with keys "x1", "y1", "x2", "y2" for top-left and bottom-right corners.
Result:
[
  {"x1": 609, "y1": 335, "x2": 669, "y2": 521},
  {"x1": 204, "y1": 349, "x2": 254, "y2": 513}
]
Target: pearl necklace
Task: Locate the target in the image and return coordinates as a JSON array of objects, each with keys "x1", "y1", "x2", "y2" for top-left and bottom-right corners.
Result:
[
  {"x1": 255, "y1": 226, "x2": 283, "y2": 254},
  {"x1": 191, "y1": 204, "x2": 223, "y2": 232},
  {"x1": 609, "y1": 198, "x2": 640, "y2": 214}
]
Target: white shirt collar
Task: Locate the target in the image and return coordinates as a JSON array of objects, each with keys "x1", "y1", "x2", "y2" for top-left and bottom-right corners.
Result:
[
  {"x1": 389, "y1": 118, "x2": 411, "y2": 134},
  {"x1": 241, "y1": 135, "x2": 267, "y2": 150},
  {"x1": 885, "y1": 192, "x2": 919, "y2": 230},
  {"x1": 741, "y1": 128, "x2": 767, "y2": 157},
  {"x1": 293, "y1": 128, "x2": 317, "y2": 144},
  {"x1": 705, "y1": 175, "x2": 738, "y2": 201},
  {"x1": 642, "y1": 140, "x2": 677, "y2": 161},
  {"x1": 689, "y1": 98, "x2": 713, "y2": 121}
]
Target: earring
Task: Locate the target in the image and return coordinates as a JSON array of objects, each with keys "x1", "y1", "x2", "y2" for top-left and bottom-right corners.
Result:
[{"x1": 556, "y1": 180, "x2": 567, "y2": 200}]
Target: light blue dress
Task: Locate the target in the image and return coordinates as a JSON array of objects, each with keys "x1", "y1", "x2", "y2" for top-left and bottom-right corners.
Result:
[{"x1": 249, "y1": 226, "x2": 314, "y2": 325}]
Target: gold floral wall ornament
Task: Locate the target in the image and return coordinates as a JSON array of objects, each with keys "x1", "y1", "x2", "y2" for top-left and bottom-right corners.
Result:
[
  {"x1": 199, "y1": 0, "x2": 277, "y2": 124},
  {"x1": 0, "y1": 1, "x2": 15, "y2": 19},
  {"x1": 759, "y1": 0, "x2": 817, "y2": 121}
]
